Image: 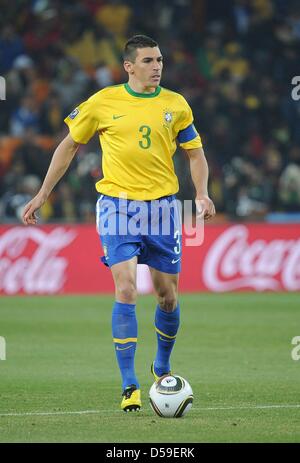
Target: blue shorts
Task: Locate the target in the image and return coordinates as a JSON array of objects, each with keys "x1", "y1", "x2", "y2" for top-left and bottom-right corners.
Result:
[{"x1": 96, "y1": 194, "x2": 182, "y2": 274}]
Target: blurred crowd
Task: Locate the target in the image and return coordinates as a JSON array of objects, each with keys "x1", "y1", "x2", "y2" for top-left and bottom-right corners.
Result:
[{"x1": 0, "y1": 0, "x2": 300, "y2": 223}]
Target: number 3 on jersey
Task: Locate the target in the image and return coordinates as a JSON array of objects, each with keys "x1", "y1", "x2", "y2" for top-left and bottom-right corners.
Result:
[{"x1": 139, "y1": 125, "x2": 151, "y2": 149}]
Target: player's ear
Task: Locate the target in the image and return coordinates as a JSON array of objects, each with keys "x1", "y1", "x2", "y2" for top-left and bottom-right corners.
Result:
[{"x1": 124, "y1": 60, "x2": 134, "y2": 74}]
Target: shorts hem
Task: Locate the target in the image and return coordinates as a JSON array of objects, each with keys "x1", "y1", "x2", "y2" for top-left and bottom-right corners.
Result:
[
  {"x1": 102, "y1": 249, "x2": 141, "y2": 268},
  {"x1": 146, "y1": 260, "x2": 181, "y2": 275}
]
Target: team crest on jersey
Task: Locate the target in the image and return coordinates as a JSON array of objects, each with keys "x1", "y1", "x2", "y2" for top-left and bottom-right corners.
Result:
[
  {"x1": 164, "y1": 111, "x2": 173, "y2": 124},
  {"x1": 69, "y1": 108, "x2": 79, "y2": 119}
]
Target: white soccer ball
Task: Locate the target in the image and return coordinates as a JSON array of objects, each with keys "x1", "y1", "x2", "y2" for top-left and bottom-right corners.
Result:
[{"x1": 149, "y1": 375, "x2": 193, "y2": 418}]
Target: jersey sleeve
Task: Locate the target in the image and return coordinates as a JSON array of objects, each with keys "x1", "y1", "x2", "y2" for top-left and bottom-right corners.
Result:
[
  {"x1": 176, "y1": 97, "x2": 202, "y2": 149},
  {"x1": 64, "y1": 97, "x2": 100, "y2": 144}
]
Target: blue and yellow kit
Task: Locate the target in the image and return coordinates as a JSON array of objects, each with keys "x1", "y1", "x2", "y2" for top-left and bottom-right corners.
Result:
[{"x1": 65, "y1": 83, "x2": 202, "y2": 272}]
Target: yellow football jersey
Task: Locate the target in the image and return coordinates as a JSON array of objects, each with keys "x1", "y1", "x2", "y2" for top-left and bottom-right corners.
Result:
[{"x1": 64, "y1": 83, "x2": 202, "y2": 200}]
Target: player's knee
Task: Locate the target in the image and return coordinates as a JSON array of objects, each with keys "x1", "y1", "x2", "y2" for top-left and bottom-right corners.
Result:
[
  {"x1": 158, "y1": 294, "x2": 177, "y2": 312},
  {"x1": 116, "y1": 282, "x2": 137, "y2": 304}
]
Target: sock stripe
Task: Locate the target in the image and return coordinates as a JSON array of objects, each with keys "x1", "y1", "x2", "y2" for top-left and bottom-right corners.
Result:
[
  {"x1": 159, "y1": 336, "x2": 175, "y2": 343},
  {"x1": 113, "y1": 337, "x2": 137, "y2": 344},
  {"x1": 155, "y1": 326, "x2": 176, "y2": 339}
]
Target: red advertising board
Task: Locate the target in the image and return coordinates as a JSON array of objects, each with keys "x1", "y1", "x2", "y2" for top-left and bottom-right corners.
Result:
[
  {"x1": 0, "y1": 224, "x2": 299, "y2": 295},
  {"x1": 181, "y1": 223, "x2": 300, "y2": 292}
]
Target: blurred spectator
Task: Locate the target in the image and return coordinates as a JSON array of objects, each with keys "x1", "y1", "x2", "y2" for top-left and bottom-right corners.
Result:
[
  {"x1": 95, "y1": 62, "x2": 114, "y2": 88},
  {"x1": 1, "y1": 175, "x2": 41, "y2": 223},
  {"x1": 39, "y1": 92, "x2": 65, "y2": 135},
  {"x1": 12, "y1": 129, "x2": 52, "y2": 179},
  {"x1": 10, "y1": 95, "x2": 40, "y2": 136},
  {"x1": 0, "y1": 26, "x2": 25, "y2": 74},
  {"x1": 51, "y1": 59, "x2": 90, "y2": 113},
  {"x1": 51, "y1": 183, "x2": 78, "y2": 222},
  {"x1": 279, "y1": 146, "x2": 300, "y2": 212}
]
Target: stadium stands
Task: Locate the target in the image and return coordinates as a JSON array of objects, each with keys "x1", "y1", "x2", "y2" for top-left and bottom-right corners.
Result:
[{"x1": 1, "y1": 0, "x2": 300, "y2": 222}]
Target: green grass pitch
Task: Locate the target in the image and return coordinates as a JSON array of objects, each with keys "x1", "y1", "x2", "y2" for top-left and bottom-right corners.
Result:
[{"x1": 0, "y1": 293, "x2": 299, "y2": 443}]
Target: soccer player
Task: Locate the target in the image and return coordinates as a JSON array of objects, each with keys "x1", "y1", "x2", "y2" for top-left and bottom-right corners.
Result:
[{"x1": 22, "y1": 35, "x2": 216, "y2": 412}]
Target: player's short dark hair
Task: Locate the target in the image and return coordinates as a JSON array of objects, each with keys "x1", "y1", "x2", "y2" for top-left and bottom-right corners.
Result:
[{"x1": 123, "y1": 35, "x2": 158, "y2": 62}]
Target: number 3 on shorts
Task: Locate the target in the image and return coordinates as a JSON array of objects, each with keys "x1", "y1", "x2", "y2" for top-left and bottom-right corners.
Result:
[{"x1": 174, "y1": 230, "x2": 181, "y2": 255}]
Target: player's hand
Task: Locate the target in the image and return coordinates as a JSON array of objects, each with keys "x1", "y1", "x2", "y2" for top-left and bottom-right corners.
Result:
[
  {"x1": 22, "y1": 193, "x2": 47, "y2": 226},
  {"x1": 195, "y1": 195, "x2": 216, "y2": 221}
]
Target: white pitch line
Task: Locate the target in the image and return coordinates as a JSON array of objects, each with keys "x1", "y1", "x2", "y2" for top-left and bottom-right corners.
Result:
[
  {"x1": 195, "y1": 404, "x2": 300, "y2": 411},
  {"x1": 0, "y1": 404, "x2": 300, "y2": 418},
  {"x1": 0, "y1": 410, "x2": 103, "y2": 417}
]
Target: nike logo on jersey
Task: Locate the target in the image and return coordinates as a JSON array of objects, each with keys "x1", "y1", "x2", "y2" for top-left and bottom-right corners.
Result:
[
  {"x1": 116, "y1": 345, "x2": 133, "y2": 351},
  {"x1": 171, "y1": 258, "x2": 180, "y2": 264},
  {"x1": 113, "y1": 114, "x2": 126, "y2": 119}
]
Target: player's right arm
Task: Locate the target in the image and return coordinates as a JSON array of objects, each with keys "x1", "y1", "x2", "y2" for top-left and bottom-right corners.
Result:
[{"x1": 22, "y1": 133, "x2": 79, "y2": 225}]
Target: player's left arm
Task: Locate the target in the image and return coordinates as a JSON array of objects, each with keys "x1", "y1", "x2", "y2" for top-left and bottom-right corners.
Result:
[{"x1": 184, "y1": 146, "x2": 216, "y2": 220}]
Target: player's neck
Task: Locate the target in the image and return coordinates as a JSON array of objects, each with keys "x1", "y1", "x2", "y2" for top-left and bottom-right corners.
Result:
[{"x1": 127, "y1": 79, "x2": 157, "y2": 94}]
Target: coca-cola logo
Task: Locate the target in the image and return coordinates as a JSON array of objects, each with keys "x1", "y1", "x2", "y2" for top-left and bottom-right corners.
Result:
[
  {"x1": 203, "y1": 225, "x2": 300, "y2": 291},
  {"x1": 0, "y1": 227, "x2": 77, "y2": 294}
]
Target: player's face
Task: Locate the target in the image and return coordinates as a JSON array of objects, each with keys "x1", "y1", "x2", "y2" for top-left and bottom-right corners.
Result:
[{"x1": 128, "y1": 47, "x2": 163, "y2": 88}]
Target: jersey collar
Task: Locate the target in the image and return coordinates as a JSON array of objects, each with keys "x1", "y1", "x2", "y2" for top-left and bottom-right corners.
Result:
[{"x1": 124, "y1": 83, "x2": 161, "y2": 98}]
